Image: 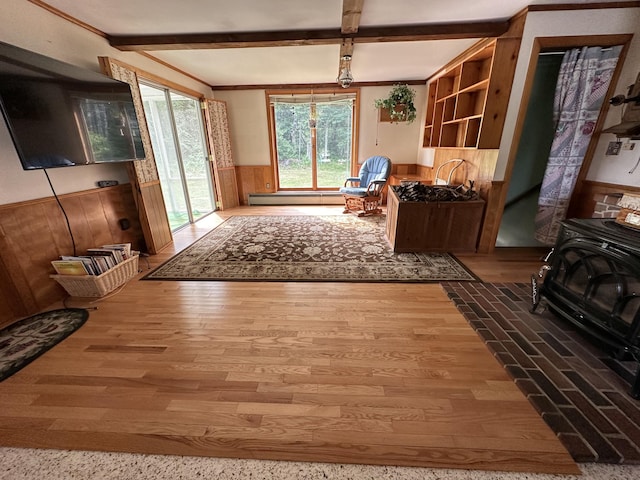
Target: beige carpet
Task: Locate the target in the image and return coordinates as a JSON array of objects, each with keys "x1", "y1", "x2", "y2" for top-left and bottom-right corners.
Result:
[{"x1": 1, "y1": 447, "x2": 639, "y2": 480}]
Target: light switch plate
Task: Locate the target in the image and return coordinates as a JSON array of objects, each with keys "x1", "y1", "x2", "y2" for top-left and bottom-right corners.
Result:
[{"x1": 606, "y1": 141, "x2": 622, "y2": 155}]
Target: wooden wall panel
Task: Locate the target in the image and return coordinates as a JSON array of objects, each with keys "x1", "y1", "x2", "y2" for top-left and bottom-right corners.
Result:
[
  {"x1": 478, "y1": 38, "x2": 521, "y2": 149},
  {"x1": 217, "y1": 167, "x2": 241, "y2": 210},
  {"x1": 0, "y1": 184, "x2": 145, "y2": 325},
  {"x1": 477, "y1": 181, "x2": 507, "y2": 254},
  {"x1": 235, "y1": 166, "x2": 276, "y2": 205},
  {"x1": 390, "y1": 163, "x2": 418, "y2": 176},
  {"x1": 0, "y1": 259, "x2": 24, "y2": 326},
  {"x1": 417, "y1": 165, "x2": 433, "y2": 178},
  {"x1": 139, "y1": 181, "x2": 172, "y2": 253},
  {"x1": 432, "y1": 149, "x2": 498, "y2": 198}
]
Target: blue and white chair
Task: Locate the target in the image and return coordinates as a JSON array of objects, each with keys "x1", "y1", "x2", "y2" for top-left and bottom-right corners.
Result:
[{"x1": 339, "y1": 155, "x2": 392, "y2": 216}]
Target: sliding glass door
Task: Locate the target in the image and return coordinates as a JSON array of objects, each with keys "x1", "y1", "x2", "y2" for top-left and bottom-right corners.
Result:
[
  {"x1": 269, "y1": 91, "x2": 357, "y2": 190},
  {"x1": 139, "y1": 83, "x2": 215, "y2": 230}
]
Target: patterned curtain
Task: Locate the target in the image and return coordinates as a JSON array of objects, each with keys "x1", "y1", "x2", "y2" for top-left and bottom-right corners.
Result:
[{"x1": 534, "y1": 46, "x2": 622, "y2": 245}]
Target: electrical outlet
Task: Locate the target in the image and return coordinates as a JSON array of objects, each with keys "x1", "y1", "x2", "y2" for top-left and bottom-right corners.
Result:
[
  {"x1": 97, "y1": 180, "x2": 119, "y2": 187},
  {"x1": 622, "y1": 142, "x2": 636, "y2": 151},
  {"x1": 266, "y1": 183, "x2": 270, "y2": 189}
]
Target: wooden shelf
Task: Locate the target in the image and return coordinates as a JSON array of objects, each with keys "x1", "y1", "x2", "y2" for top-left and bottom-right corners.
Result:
[
  {"x1": 443, "y1": 98, "x2": 456, "y2": 122},
  {"x1": 459, "y1": 78, "x2": 489, "y2": 94},
  {"x1": 421, "y1": 39, "x2": 518, "y2": 149}
]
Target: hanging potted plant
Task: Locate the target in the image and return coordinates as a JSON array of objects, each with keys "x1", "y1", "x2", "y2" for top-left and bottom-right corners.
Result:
[{"x1": 374, "y1": 84, "x2": 417, "y2": 123}]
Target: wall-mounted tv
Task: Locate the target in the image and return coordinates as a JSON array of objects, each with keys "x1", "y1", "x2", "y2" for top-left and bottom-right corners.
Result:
[{"x1": 0, "y1": 41, "x2": 145, "y2": 170}]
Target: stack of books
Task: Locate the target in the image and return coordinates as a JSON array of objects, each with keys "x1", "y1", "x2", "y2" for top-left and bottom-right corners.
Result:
[{"x1": 51, "y1": 243, "x2": 133, "y2": 276}]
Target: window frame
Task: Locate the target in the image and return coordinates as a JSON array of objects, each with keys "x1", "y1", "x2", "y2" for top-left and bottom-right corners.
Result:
[{"x1": 265, "y1": 88, "x2": 360, "y2": 191}]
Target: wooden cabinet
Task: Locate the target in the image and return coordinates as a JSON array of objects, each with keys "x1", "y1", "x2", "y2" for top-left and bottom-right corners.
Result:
[
  {"x1": 385, "y1": 187, "x2": 485, "y2": 253},
  {"x1": 423, "y1": 38, "x2": 519, "y2": 149}
]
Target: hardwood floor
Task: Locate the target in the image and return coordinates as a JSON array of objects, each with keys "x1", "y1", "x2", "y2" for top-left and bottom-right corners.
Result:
[{"x1": 0, "y1": 206, "x2": 577, "y2": 474}]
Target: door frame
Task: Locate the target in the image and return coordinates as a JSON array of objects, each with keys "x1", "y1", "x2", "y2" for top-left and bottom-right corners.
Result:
[
  {"x1": 489, "y1": 34, "x2": 632, "y2": 250},
  {"x1": 265, "y1": 88, "x2": 360, "y2": 191}
]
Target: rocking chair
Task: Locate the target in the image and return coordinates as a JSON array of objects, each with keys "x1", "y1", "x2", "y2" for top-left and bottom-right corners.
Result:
[{"x1": 339, "y1": 155, "x2": 392, "y2": 216}]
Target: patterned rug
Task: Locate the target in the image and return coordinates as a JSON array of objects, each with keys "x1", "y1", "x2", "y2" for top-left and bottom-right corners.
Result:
[
  {"x1": 0, "y1": 309, "x2": 88, "y2": 382},
  {"x1": 144, "y1": 215, "x2": 478, "y2": 282}
]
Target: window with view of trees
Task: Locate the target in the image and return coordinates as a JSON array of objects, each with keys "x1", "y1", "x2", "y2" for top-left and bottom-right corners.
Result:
[
  {"x1": 139, "y1": 82, "x2": 215, "y2": 231},
  {"x1": 268, "y1": 91, "x2": 357, "y2": 190}
]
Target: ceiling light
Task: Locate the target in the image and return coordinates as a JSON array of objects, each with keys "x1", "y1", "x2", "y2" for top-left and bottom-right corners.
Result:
[{"x1": 337, "y1": 55, "x2": 353, "y2": 88}]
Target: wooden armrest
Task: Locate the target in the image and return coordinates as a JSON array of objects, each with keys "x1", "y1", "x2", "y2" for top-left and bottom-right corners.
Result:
[{"x1": 344, "y1": 177, "x2": 361, "y2": 187}]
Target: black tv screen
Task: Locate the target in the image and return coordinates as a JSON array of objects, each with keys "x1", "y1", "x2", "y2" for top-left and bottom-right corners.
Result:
[{"x1": 0, "y1": 41, "x2": 145, "y2": 170}]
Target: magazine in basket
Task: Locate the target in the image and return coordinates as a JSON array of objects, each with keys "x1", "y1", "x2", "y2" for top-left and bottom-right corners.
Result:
[{"x1": 50, "y1": 243, "x2": 139, "y2": 297}]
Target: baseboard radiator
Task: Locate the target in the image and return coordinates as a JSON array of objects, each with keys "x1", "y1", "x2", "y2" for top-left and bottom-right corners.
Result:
[{"x1": 248, "y1": 192, "x2": 344, "y2": 206}]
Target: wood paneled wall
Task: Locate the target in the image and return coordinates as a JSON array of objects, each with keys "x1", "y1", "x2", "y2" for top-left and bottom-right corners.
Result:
[
  {"x1": 430, "y1": 149, "x2": 499, "y2": 199},
  {"x1": 0, "y1": 184, "x2": 145, "y2": 326},
  {"x1": 217, "y1": 167, "x2": 241, "y2": 209},
  {"x1": 134, "y1": 178, "x2": 172, "y2": 254},
  {"x1": 235, "y1": 165, "x2": 276, "y2": 205},
  {"x1": 391, "y1": 163, "x2": 419, "y2": 176}
]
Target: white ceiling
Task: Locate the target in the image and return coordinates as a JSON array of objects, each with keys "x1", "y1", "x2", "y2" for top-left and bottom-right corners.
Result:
[{"x1": 39, "y1": 0, "x2": 625, "y2": 87}]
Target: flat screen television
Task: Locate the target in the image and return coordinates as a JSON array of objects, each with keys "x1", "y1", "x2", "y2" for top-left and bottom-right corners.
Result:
[{"x1": 0, "y1": 41, "x2": 145, "y2": 170}]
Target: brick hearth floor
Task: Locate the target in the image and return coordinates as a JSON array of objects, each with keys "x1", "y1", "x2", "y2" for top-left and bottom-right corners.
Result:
[{"x1": 441, "y1": 282, "x2": 640, "y2": 464}]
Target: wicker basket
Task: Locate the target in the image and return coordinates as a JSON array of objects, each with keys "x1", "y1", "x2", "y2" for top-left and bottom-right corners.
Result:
[{"x1": 51, "y1": 254, "x2": 139, "y2": 297}]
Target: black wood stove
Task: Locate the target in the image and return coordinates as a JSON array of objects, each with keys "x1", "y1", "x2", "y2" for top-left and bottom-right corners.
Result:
[{"x1": 532, "y1": 218, "x2": 640, "y2": 399}]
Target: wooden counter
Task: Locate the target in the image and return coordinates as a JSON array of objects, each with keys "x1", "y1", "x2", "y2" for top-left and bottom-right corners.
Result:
[{"x1": 385, "y1": 187, "x2": 485, "y2": 253}]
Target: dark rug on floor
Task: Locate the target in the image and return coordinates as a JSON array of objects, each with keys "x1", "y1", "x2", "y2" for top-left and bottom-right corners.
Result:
[
  {"x1": 143, "y1": 215, "x2": 478, "y2": 283},
  {"x1": 0, "y1": 309, "x2": 89, "y2": 382},
  {"x1": 441, "y1": 281, "x2": 640, "y2": 464}
]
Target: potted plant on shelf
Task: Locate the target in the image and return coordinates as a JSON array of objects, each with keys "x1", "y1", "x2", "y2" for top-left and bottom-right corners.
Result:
[{"x1": 374, "y1": 84, "x2": 417, "y2": 123}]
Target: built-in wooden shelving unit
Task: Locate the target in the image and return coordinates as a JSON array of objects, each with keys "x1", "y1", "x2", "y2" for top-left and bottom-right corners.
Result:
[{"x1": 423, "y1": 39, "x2": 518, "y2": 150}]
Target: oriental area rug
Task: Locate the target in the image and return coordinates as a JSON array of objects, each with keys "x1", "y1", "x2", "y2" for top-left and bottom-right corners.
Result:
[
  {"x1": 0, "y1": 308, "x2": 88, "y2": 382},
  {"x1": 144, "y1": 215, "x2": 478, "y2": 282}
]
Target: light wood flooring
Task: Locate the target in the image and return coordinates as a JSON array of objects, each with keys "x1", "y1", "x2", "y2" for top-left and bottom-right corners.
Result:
[{"x1": 0, "y1": 206, "x2": 577, "y2": 474}]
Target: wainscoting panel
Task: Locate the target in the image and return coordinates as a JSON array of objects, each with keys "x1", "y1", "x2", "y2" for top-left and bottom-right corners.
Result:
[
  {"x1": 137, "y1": 180, "x2": 172, "y2": 254},
  {"x1": 236, "y1": 165, "x2": 276, "y2": 205},
  {"x1": 390, "y1": 163, "x2": 418, "y2": 176},
  {"x1": 0, "y1": 184, "x2": 145, "y2": 326},
  {"x1": 217, "y1": 167, "x2": 240, "y2": 210}
]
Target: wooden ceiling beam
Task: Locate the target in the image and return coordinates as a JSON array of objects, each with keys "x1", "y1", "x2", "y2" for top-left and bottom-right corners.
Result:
[
  {"x1": 339, "y1": 39, "x2": 354, "y2": 58},
  {"x1": 108, "y1": 21, "x2": 510, "y2": 51},
  {"x1": 341, "y1": 0, "x2": 364, "y2": 34}
]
